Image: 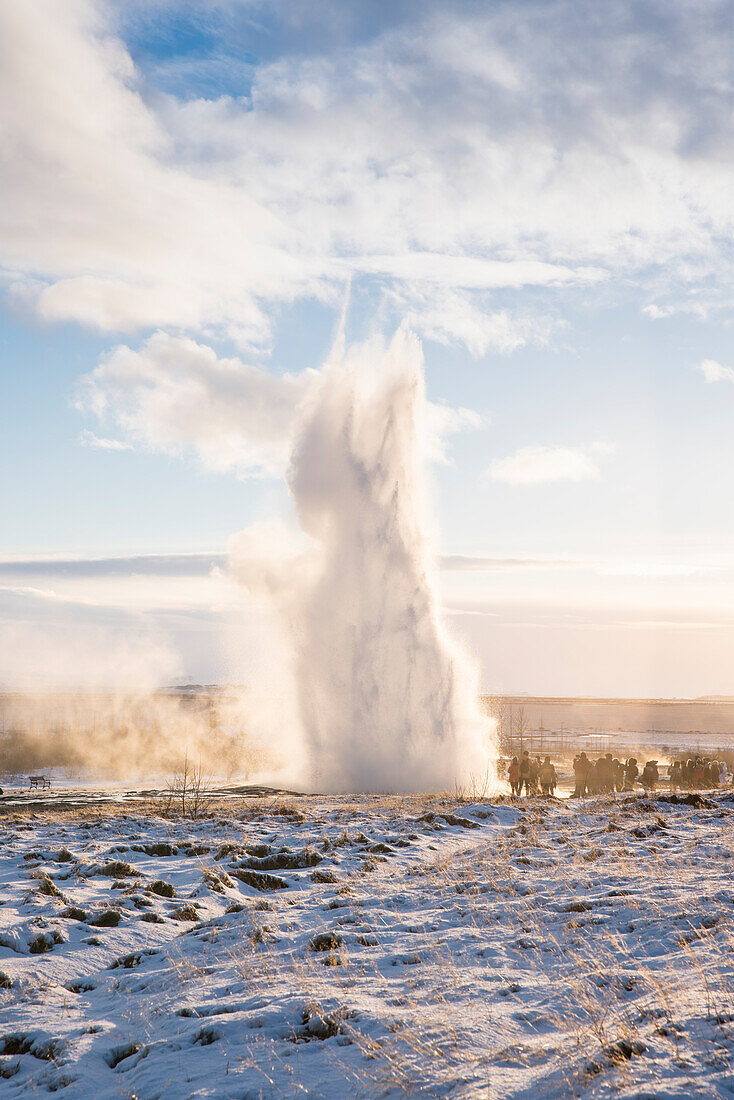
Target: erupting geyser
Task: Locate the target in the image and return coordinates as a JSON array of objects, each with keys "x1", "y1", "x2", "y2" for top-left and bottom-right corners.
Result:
[{"x1": 230, "y1": 329, "x2": 497, "y2": 792}]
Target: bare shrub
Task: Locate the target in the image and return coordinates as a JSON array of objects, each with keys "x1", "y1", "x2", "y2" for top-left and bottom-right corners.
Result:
[
  {"x1": 453, "y1": 765, "x2": 497, "y2": 803},
  {"x1": 162, "y1": 753, "x2": 215, "y2": 819}
]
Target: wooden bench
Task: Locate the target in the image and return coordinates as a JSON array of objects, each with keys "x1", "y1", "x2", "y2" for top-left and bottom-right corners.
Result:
[{"x1": 29, "y1": 775, "x2": 51, "y2": 790}]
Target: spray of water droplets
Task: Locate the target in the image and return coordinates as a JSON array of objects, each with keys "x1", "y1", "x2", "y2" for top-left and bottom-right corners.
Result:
[{"x1": 230, "y1": 329, "x2": 497, "y2": 792}]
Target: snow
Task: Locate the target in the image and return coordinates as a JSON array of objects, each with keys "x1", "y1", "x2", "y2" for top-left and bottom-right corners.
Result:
[{"x1": 1, "y1": 790, "x2": 733, "y2": 1097}]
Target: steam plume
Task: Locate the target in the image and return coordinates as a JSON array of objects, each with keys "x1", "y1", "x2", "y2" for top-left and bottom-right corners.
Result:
[
  {"x1": 230, "y1": 329, "x2": 497, "y2": 792},
  {"x1": 0, "y1": 691, "x2": 269, "y2": 780}
]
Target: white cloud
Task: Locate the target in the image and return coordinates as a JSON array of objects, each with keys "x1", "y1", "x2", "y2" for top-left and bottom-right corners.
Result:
[
  {"x1": 696, "y1": 358, "x2": 734, "y2": 383},
  {"x1": 346, "y1": 254, "x2": 603, "y2": 291},
  {"x1": 4, "y1": 1, "x2": 734, "y2": 355},
  {"x1": 78, "y1": 428, "x2": 132, "y2": 451},
  {"x1": 0, "y1": 0, "x2": 297, "y2": 346},
  {"x1": 77, "y1": 331, "x2": 316, "y2": 475},
  {"x1": 487, "y1": 443, "x2": 613, "y2": 486},
  {"x1": 642, "y1": 304, "x2": 677, "y2": 320},
  {"x1": 77, "y1": 328, "x2": 478, "y2": 475},
  {"x1": 392, "y1": 286, "x2": 560, "y2": 357},
  {"x1": 440, "y1": 555, "x2": 584, "y2": 572},
  {"x1": 425, "y1": 400, "x2": 484, "y2": 464},
  {"x1": 0, "y1": 553, "x2": 226, "y2": 578}
]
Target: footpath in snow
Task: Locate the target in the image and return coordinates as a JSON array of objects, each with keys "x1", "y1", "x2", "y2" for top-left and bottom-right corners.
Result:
[{"x1": 0, "y1": 789, "x2": 733, "y2": 1098}]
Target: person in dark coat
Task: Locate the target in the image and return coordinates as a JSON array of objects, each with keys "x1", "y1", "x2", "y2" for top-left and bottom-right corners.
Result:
[
  {"x1": 624, "y1": 757, "x2": 639, "y2": 790},
  {"x1": 572, "y1": 752, "x2": 590, "y2": 797},
  {"x1": 518, "y1": 751, "x2": 532, "y2": 796},
  {"x1": 640, "y1": 760, "x2": 659, "y2": 792},
  {"x1": 508, "y1": 757, "x2": 520, "y2": 797},
  {"x1": 594, "y1": 754, "x2": 609, "y2": 791},
  {"x1": 539, "y1": 756, "x2": 557, "y2": 796},
  {"x1": 604, "y1": 753, "x2": 616, "y2": 793},
  {"x1": 529, "y1": 755, "x2": 541, "y2": 794}
]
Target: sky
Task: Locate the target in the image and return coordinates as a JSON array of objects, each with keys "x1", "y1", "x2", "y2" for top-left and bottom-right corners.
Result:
[{"x1": 3, "y1": 0, "x2": 734, "y2": 697}]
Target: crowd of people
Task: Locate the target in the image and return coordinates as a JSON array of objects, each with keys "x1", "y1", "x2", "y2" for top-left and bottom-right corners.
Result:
[
  {"x1": 668, "y1": 756, "x2": 728, "y2": 790},
  {"x1": 507, "y1": 753, "x2": 558, "y2": 797},
  {"x1": 506, "y1": 749, "x2": 730, "y2": 798},
  {"x1": 570, "y1": 752, "x2": 656, "y2": 796}
]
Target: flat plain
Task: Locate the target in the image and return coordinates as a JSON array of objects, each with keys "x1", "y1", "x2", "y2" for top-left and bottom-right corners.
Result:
[{"x1": 1, "y1": 788, "x2": 732, "y2": 1098}]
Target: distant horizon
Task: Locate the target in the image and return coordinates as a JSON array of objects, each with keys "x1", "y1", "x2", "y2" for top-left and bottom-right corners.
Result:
[{"x1": 5, "y1": 684, "x2": 734, "y2": 706}]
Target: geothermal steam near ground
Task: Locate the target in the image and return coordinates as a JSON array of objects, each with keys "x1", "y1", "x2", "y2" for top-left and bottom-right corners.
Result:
[{"x1": 230, "y1": 330, "x2": 496, "y2": 792}]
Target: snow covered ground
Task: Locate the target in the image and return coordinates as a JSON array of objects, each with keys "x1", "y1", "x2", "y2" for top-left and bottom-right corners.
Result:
[{"x1": 1, "y1": 789, "x2": 733, "y2": 1098}]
